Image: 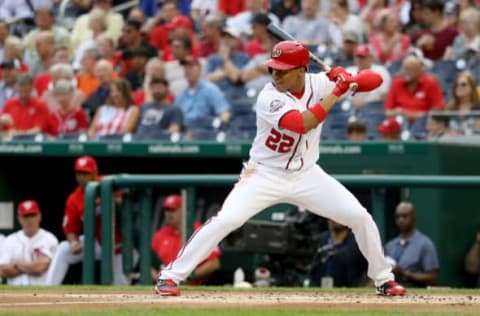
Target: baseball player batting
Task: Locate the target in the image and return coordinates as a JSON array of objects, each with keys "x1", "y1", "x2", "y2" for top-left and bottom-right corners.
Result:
[{"x1": 156, "y1": 41, "x2": 407, "y2": 297}]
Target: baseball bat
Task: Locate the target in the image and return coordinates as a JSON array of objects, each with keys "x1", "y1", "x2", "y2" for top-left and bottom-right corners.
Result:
[{"x1": 266, "y1": 22, "x2": 331, "y2": 72}]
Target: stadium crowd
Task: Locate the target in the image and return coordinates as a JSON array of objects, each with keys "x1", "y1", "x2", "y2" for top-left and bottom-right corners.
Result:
[{"x1": 0, "y1": 0, "x2": 477, "y2": 142}]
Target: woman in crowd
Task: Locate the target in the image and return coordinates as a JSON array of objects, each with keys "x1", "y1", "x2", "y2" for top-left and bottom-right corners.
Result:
[
  {"x1": 369, "y1": 9, "x2": 411, "y2": 64},
  {"x1": 446, "y1": 72, "x2": 480, "y2": 134},
  {"x1": 87, "y1": 79, "x2": 139, "y2": 140},
  {"x1": 445, "y1": 8, "x2": 480, "y2": 60}
]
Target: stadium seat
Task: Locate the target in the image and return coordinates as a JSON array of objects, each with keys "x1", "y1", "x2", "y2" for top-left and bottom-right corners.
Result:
[
  {"x1": 10, "y1": 133, "x2": 45, "y2": 142},
  {"x1": 430, "y1": 60, "x2": 460, "y2": 100},
  {"x1": 322, "y1": 112, "x2": 353, "y2": 140},
  {"x1": 97, "y1": 133, "x2": 126, "y2": 141},
  {"x1": 386, "y1": 61, "x2": 403, "y2": 77},
  {"x1": 56, "y1": 132, "x2": 88, "y2": 141},
  {"x1": 409, "y1": 116, "x2": 428, "y2": 140}
]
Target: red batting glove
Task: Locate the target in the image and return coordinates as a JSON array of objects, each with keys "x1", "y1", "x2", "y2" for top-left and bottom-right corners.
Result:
[
  {"x1": 332, "y1": 74, "x2": 353, "y2": 97},
  {"x1": 326, "y1": 66, "x2": 351, "y2": 82}
]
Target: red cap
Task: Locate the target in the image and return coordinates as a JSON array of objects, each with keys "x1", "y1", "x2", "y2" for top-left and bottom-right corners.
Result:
[
  {"x1": 18, "y1": 200, "x2": 41, "y2": 216},
  {"x1": 162, "y1": 194, "x2": 181, "y2": 209},
  {"x1": 74, "y1": 155, "x2": 98, "y2": 173},
  {"x1": 377, "y1": 118, "x2": 401, "y2": 134},
  {"x1": 355, "y1": 44, "x2": 372, "y2": 57}
]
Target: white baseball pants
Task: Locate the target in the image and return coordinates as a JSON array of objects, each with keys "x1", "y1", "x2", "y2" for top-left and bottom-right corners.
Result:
[
  {"x1": 45, "y1": 236, "x2": 128, "y2": 285},
  {"x1": 160, "y1": 161, "x2": 394, "y2": 286}
]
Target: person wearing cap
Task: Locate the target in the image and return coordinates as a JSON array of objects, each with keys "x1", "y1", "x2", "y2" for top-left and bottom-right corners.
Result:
[
  {"x1": 0, "y1": 200, "x2": 58, "y2": 285},
  {"x1": 46, "y1": 155, "x2": 128, "y2": 285},
  {"x1": 204, "y1": 25, "x2": 250, "y2": 102},
  {"x1": 281, "y1": 0, "x2": 331, "y2": 47},
  {"x1": 0, "y1": 73, "x2": 49, "y2": 140},
  {"x1": 155, "y1": 40, "x2": 406, "y2": 297},
  {"x1": 245, "y1": 13, "x2": 272, "y2": 58},
  {"x1": 151, "y1": 194, "x2": 222, "y2": 285},
  {"x1": 175, "y1": 55, "x2": 231, "y2": 138},
  {"x1": 345, "y1": 44, "x2": 391, "y2": 109},
  {"x1": 0, "y1": 58, "x2": 21, "y2": 110},
  {"x1": 384, "y1": 54, "x2": 445, "y2": 121},
  {"x1": 331, "y1": 31, "x2": 359, "y2": 68},
  {"x1": 377, "y1": 117, "x2": 402, "y2": 140}
]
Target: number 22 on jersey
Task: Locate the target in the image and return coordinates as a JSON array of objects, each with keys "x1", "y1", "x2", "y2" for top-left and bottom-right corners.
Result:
[{"x1": 265, "y1": 128, "x2": 295, "y2": 153}]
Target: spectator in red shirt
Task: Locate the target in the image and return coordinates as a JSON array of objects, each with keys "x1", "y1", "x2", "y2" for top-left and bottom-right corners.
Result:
[
  {"x1": 151, "y1": 194, "x2": 221, "y2": 285},
  {"x1": 218, "y1": 0, "x2": 247, "y2": 17},
  {"x1": 245, "y1": 13, "x2": 271, "y2": 58},
  {"x1": 416, "y1": 0, "x2": 459, "y2": 60},
  {"x1": 384, "y1": 54, "x2": 445, "y2": 121},
  {"x1": 148, "y1": 0, "x2": 194, "y2": 55},
  {"x1": 43, "y1": 80, "x2": 89, "y2": 138},
  {"x1": 0, "y1": 74, "x2": 49, "y2": 140},
  {"x1": 45, "y1": 156, "x2": 128, "y2": 285}
]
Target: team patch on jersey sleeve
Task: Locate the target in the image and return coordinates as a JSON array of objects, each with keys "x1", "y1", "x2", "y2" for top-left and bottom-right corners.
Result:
[{"x1": 270, "y1": 99, "x2": 285, "y2": 113}]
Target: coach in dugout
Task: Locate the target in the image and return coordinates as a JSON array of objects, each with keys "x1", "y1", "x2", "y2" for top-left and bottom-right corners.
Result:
[
  {"x1": 46, "y1": 155, "x2": 128, "y2": 285},
  {"x1": 0, "y1": 200, "x2": 58, "y2": 285}
]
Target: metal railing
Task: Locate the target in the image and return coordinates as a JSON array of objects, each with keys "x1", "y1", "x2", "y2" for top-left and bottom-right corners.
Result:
[{"x1": 83, "y1": 174, "x2": 480, "y2": 285}]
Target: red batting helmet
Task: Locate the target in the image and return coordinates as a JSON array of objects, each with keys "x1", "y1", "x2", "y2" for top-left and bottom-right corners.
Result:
[{"x1": 263, "y1": 41, "x2": 310, "y2": 71}]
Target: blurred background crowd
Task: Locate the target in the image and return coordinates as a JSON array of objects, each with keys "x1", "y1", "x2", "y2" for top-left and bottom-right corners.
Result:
[{"x1": 0, "y1": 0, "x2": 477, "y2": 142}]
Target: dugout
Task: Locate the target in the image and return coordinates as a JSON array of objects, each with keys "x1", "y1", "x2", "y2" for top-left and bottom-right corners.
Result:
[{"x1": 0, "y1": 140, "x2": 479, "y2": 287}]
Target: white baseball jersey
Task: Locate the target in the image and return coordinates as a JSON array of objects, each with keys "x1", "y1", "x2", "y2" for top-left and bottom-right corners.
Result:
[
  {"x1": 0, "y1": 229, "x2": 58, "y2": 285},
  {"x1": 250, "y1": 73, "x2": 335, "y2": 171},
  {"x1": 160, "y1": 71, "x2": 395, "y2": 288}
]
